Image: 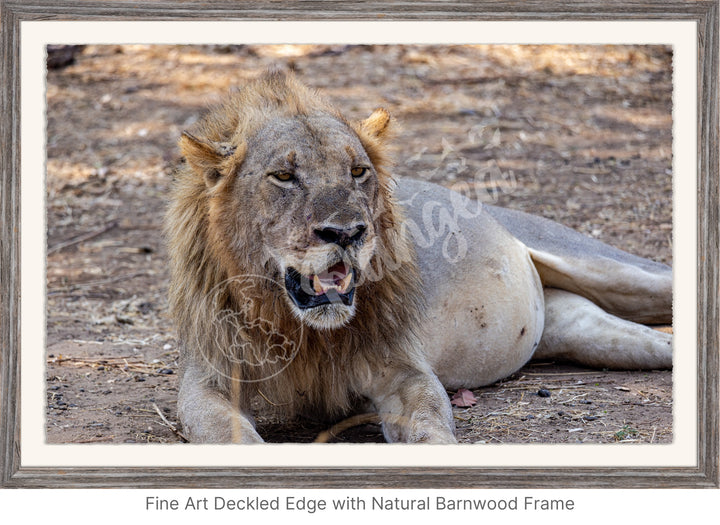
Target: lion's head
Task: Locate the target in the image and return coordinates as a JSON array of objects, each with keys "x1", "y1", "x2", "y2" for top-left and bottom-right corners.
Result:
[
  {"x1": 166, "y1": 70, "x2": 425, "y2": 416},
  {"x1": 167, "y1": 70, "x2": 413, "y2": 333}
]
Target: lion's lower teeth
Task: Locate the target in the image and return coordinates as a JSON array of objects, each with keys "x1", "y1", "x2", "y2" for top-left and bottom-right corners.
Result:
[{"x1": 312, "y1": 270, "x2": 352, "y2": 295}]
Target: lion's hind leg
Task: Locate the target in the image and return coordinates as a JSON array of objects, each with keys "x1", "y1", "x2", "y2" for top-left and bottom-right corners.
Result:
[
  {"x1": 485, "y1": 205, "x2": 672, "y2": 325},
  {"x1": 534, "y1": 288, "x2": 672, "y2": 369},
  {"x1": 528, "y1": 248, "x2": 672, "y2": 325}
]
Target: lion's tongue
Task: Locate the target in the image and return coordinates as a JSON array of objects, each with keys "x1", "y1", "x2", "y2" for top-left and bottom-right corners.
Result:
[{"x1": 312, "y1": 262, "x2": 351, "y2": 295}]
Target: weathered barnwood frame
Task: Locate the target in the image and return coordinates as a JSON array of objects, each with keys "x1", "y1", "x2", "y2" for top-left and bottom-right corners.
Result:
[{"x1": 1, "y1": 0, "x2": 717, "y2": 488}]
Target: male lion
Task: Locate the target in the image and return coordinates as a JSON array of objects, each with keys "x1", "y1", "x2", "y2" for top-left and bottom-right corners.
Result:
[{"x1": 165, "y1": 70, "x2": 672, "y2": 443}]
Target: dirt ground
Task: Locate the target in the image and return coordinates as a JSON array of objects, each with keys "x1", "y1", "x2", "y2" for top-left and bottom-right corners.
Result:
[{"x1": 45, "y1": 44, "x2": 673, "y2": 445}]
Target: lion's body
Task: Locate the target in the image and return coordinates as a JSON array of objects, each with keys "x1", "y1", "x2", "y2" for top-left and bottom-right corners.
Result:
[
  {"x1": 165, "y1": 71, "x2": 672, "y2": 443},
  {"x1": 396, "y1": 178, "x2": 671, "y2": 391}
]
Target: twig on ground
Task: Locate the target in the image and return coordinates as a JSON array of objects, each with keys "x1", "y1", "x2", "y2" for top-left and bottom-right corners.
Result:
[
  {"x1": 152, "y1": 402, "x2": 188, "y2": 442},
  {"x1": 48, "y1": 271, "x2": 151, "y2": 294},
  {"x1": 48, "y1": 220, "x2": 119, "y2": 254},
  {"x1": 75, "y1": 436, "x2": 116, "y2": 443}
]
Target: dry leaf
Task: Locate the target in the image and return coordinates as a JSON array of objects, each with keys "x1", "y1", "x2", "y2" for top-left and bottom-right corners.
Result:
[{"x1": 451, "y1": 388, "x2": 478, "y2": 408}]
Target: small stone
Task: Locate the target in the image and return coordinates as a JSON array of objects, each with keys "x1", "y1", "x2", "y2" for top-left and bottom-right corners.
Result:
[{"x1": 537, "y1": 388, "x2": 551, "y2": 398}]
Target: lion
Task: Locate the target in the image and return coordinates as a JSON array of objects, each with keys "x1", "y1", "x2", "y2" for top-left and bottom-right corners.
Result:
[{"x1": 165, "y1": 70, "x2": 672, "y2": 444}]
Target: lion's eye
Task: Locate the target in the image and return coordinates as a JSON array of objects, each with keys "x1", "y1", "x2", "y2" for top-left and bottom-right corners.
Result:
[
  {"x1": 351, "y1": 167, "x2": 368, "y2": 178},
  {"x1": 271, "y1": 172, "x2": 295, "y2": 182}
]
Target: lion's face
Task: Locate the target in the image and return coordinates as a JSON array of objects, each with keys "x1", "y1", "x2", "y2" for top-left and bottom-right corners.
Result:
[
  {"x1": 239, "y1": 114, "x2": 381, "y2": 329},
  {"x1": 178, "y1": 73, "x2": 394, "y2": 332},
  {"x1": 181, "y1": 108, "x2": 394, "y2": 332}
]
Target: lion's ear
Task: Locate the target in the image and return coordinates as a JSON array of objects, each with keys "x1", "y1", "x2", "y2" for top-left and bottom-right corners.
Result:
[
  {"x1": 180, "y1": 131, "x2": 238, "y2": 188},
  {"x1": 360, "y1": 107, "x2": 391, "y2": 139}
]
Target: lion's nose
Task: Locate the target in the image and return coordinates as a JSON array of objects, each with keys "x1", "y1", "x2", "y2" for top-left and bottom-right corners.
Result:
[{"x1": 314, "y1": 223, "x2": 367, "y2": 248}]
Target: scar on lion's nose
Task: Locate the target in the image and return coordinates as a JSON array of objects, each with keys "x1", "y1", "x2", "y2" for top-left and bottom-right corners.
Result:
[{"x1": 314, "y1": 223, "x2": 367, "y2": 247}]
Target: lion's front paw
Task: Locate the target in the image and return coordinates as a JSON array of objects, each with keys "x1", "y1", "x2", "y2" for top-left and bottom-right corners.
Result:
[
  {"x1": 409, "y1": 429, "x2": 457, "y2": 444},
  {"x1": 383, "y1": 418, "x2": 457, "y2": 444}
]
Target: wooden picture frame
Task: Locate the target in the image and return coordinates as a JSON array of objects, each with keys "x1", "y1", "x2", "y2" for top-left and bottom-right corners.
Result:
[{"x1": 1, "y1": 0, "x2": 717, "y2": 488}]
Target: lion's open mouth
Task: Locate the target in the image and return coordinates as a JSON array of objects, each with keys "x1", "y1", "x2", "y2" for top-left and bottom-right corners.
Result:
[{"x1": 285, "y1": 262, "x2": 356, "y2": 309}]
